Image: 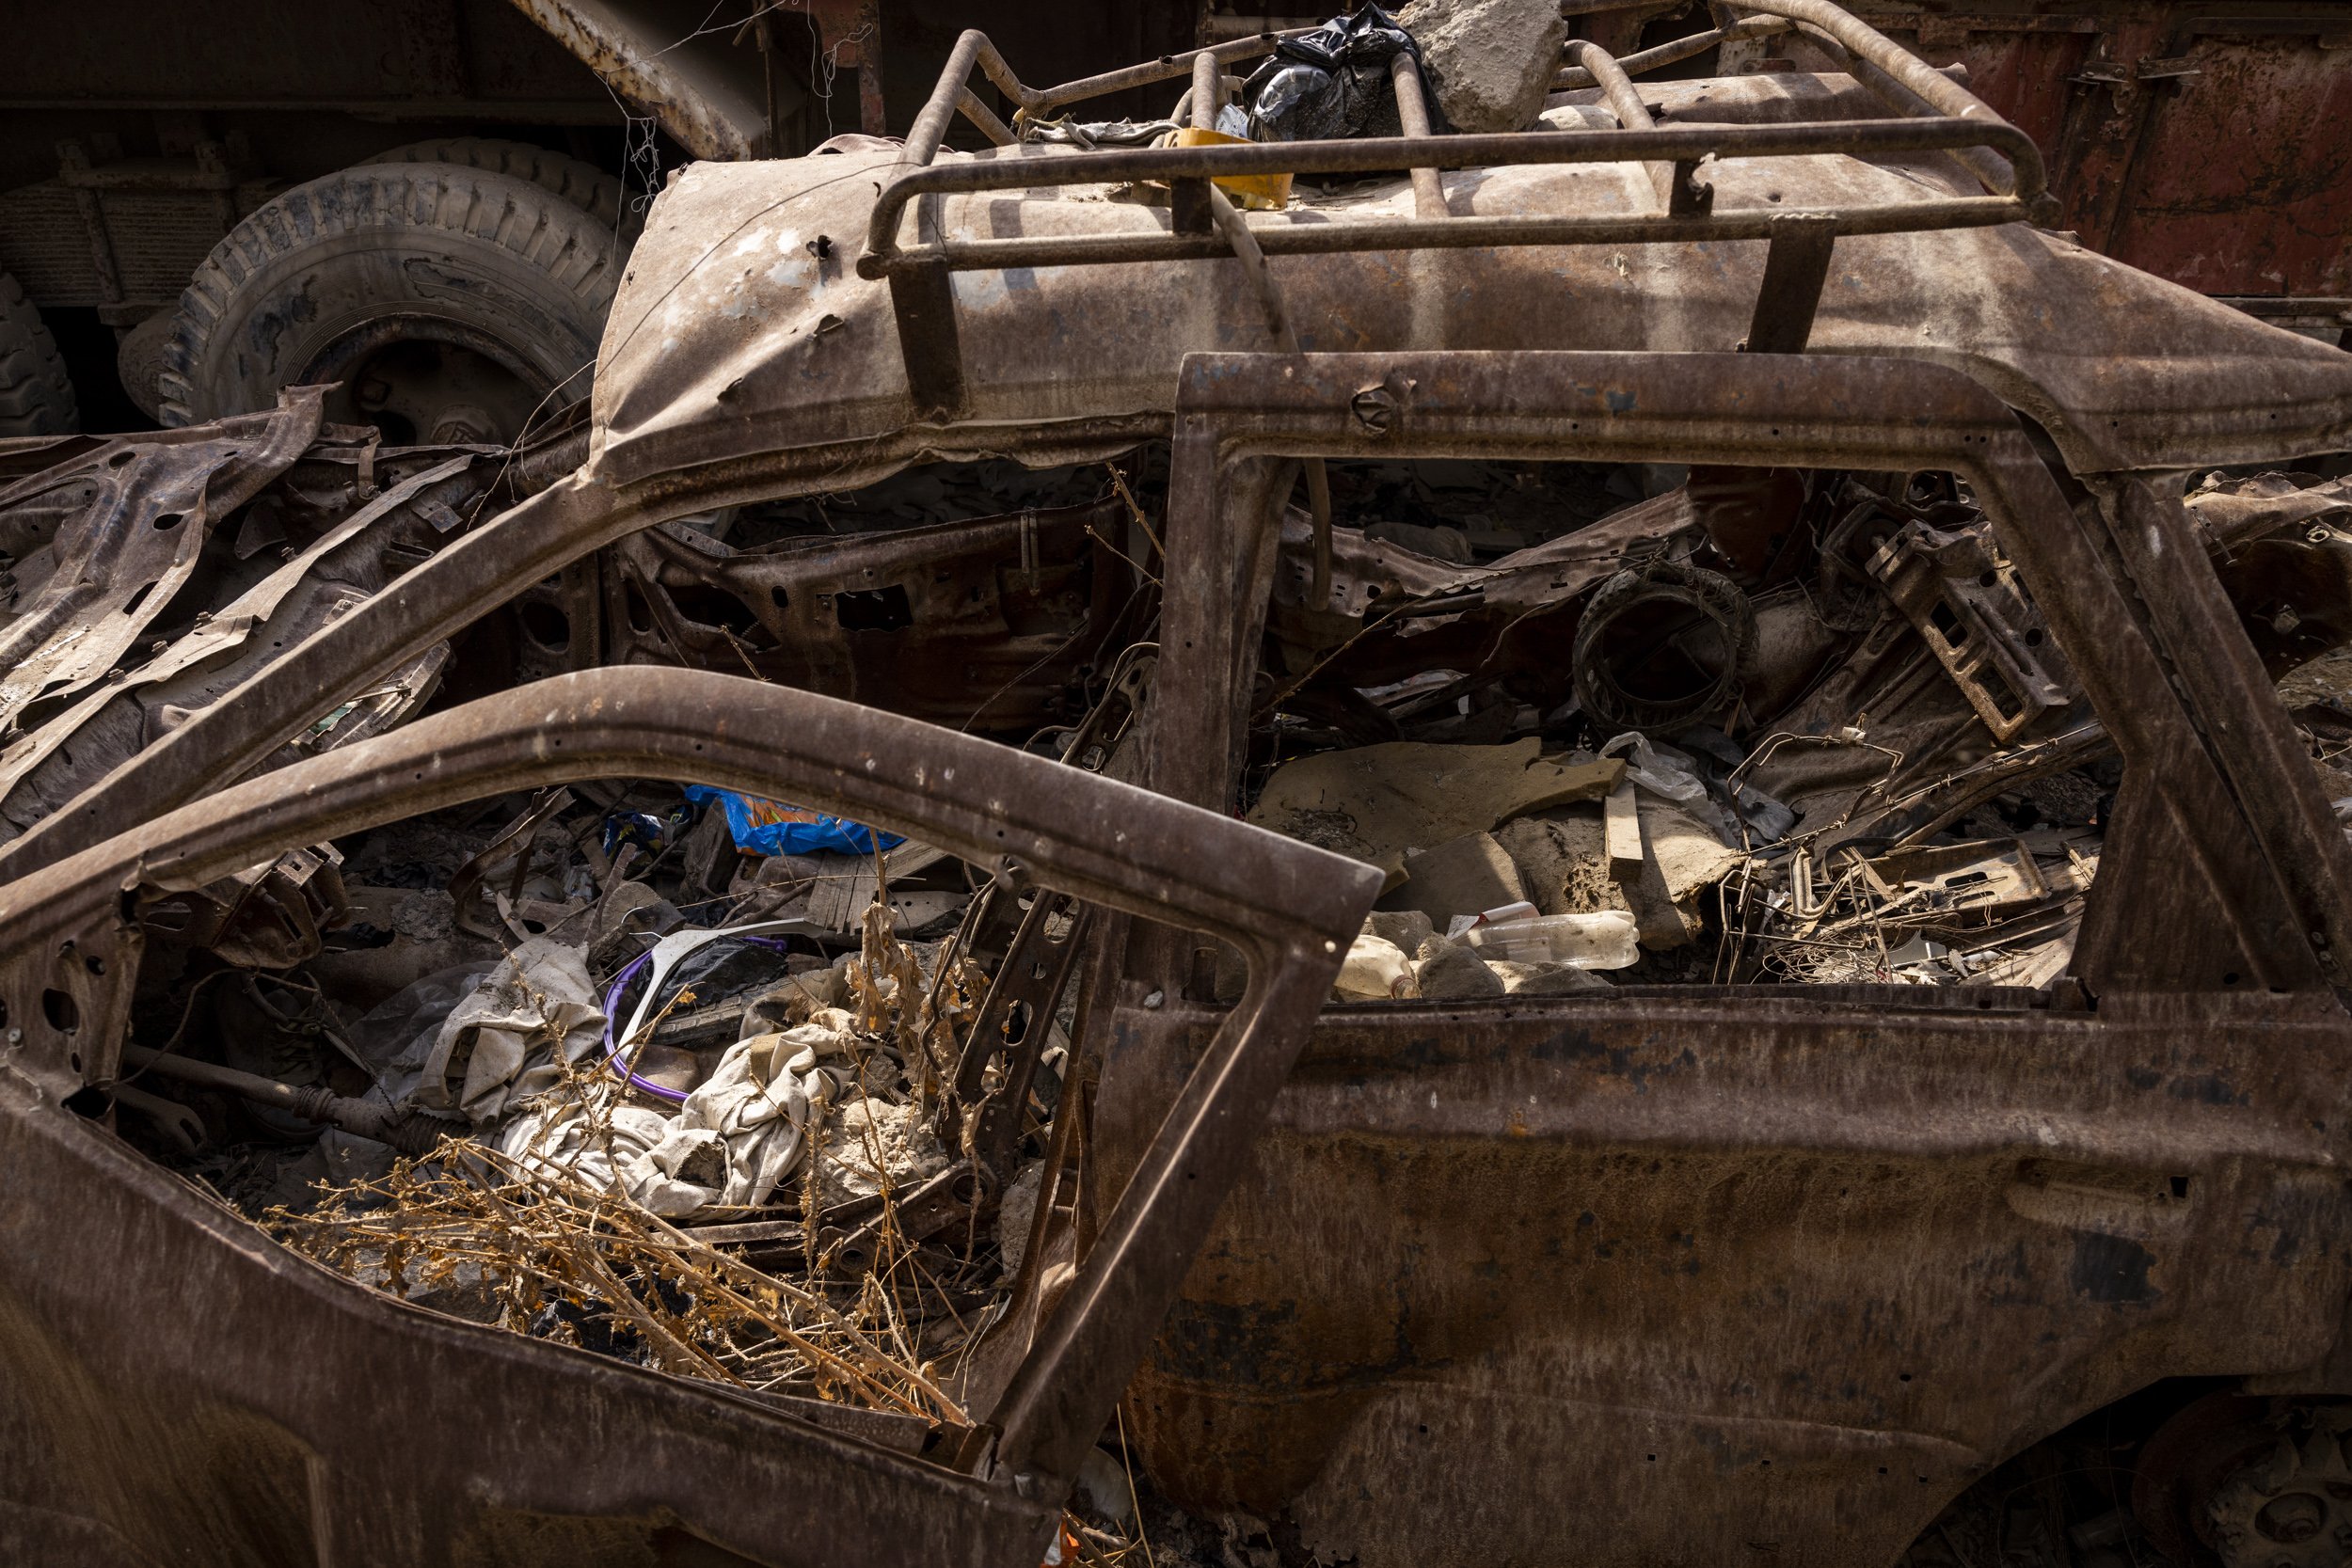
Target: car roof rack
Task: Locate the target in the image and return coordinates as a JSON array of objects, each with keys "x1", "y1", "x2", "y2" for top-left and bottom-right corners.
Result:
[{"x1": 854, "y1": 0, "x2": 2055, "y2": 419}]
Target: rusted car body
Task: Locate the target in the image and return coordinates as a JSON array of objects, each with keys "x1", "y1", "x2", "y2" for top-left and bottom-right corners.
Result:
[
  {"x1": 6, "y1": 6, "x2": 2352, "y2": 1563},
  {"x1": 0, "y1": 668, "x2": 1376, "y2": 1563},
  {"x1": 1099, "y1": 351, "x2": 2352, "y2": 1565}
]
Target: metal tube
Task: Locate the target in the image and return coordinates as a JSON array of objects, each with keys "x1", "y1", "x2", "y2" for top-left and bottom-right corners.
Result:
[
  {"x1": 1724, "y1": 0, "x2": 2045, "y2": 201},
  {"x1": 0, "y1": 476, "x2": 641, "y2": 882},
  {"x1": 1814, "y1": 37, "x2": 2019, "y2": 204},
  {"x1": 1028, "y1": 33, "x2": 1298, "y2": 115},
  {"x1": 120, "y1": 1045, "x2": 313, "y2": 1110},
  {"x1": 118, "y1": 1045, "x2": 446, "y2": 1156},
  {"x1": 969, "y1": 32, "x2": 1031, "y2": 111},
  {"x1": 1190, "y1": 49, "x2": 1222, "y2": 132},
  {"x1": 1552, "y1": 15, "x2": 1793, "y2": 89},
  {"x1": 1168, "y1": 50, "x2": 1225, "y2": 231},
  {"x1": 1388, "y1": 53, "x2": 1448, "y2": 220},
  {"x1": 1565, "y1": 40, "x2": 1657, "y2": 132},
  {"x1": 1564, "y1": 40, "x2": 1674, "y2": 211},
  {"x1": 1205, "y1": 186, "x2": 1333, "y2": 602},
  {"x1": 869, "y1": 195, "x2": 2027, "y2": 276},
  {"x1": 859, "y1": 115, "x2": 2045, "y2": 272},
  {"x1": 1207, "y1": 187, "x2": 1295, "y2": 346},
  {"x1": 903, "y1": 28, "x2": 989, "y2": 166},
  {"x1": 954, "y1": 87, "x2": 1017, "y2": 148}
]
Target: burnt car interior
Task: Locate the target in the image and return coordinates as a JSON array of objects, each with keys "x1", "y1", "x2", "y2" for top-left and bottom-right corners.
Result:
[{"x1": 7, "y1": 3, "x2": 2352, "y2": 1565}]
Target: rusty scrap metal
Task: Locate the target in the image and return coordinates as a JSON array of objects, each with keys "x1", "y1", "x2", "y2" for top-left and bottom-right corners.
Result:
[
  {"x1": 860, "y1": 119, "x2": 2047, "y2": 269},
  {"x1": 1097, "y1": 990, "x2": 2352, "y2": 1568},
  {"x1": 118, "y1": 1041, "x2": 445, "y2": 1155},
  {"x1": 0, "y1": 436, "x2": 491, "y2": 843},
  {"x1": 0, "y1": 388, "x2": 324, "y2": 733},
  {"x1": 601, "y1": 498, "x2": 1138, "y2": 731},
  {"x1": 1143, "y1": 351, "x2": 2352, "y2": 998},
  {"x1": 1089, "y1": 346, "x2": 2352, "y2": 1566},
  {"x1": 501, "y1": 0, "x2": 771, "y2": 159},
  {"x1": 0, "y1": 666, "x2": 1378, "y2": 1562}
]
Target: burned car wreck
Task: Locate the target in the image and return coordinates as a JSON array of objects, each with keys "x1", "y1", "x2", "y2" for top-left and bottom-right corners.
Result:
[{"x1": 8, "y1": 3, "x2": 2352, "y2": 1565}]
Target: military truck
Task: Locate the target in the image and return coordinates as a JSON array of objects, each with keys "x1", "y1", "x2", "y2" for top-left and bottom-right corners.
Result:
[{"x1": 0, "y1": 0, "x2": 1195, "y2": 439}]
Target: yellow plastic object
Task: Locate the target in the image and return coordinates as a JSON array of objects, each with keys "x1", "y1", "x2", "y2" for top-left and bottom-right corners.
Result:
[{"x1": 1172, "y1": 126, "x2": 1292, "y2": 211}]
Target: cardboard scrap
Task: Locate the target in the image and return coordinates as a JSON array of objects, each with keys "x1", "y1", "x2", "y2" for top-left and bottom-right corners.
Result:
[
  {"x1": 1499, "y1": 796, "x2": 1742, "y2": 951},
  {"x1": 1395, "y1": 830, "x2": 1529, "y2": 924},
  {"x1": 1248, "y1": 738, "x2": 1623, "y2": 869}
]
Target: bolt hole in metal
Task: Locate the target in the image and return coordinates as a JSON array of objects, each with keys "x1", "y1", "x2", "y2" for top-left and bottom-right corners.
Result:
[
  {"x1": 300, "y1": 318, "x2": 549, "y2": 445},
  {"x1": 40, "y1": 989, "x2": 77, "y2": 1033}
]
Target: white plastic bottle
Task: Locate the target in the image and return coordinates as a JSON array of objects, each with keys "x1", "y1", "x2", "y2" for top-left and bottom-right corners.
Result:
[{"x1": 1463, "y1": 910, "x2": 1640, "y2": 970}]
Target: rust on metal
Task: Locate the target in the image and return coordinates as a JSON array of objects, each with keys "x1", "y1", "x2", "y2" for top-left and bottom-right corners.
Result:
[
  {"x1": 4, "y1": 8, "x2": 2352, "y2": 1562},
  {"x1": 1094, "y1": 346, "x2": 2352, "y2": 1564},
  {"x1": 0, "y1": 667, "x2": 1377, "y2": 1562}
]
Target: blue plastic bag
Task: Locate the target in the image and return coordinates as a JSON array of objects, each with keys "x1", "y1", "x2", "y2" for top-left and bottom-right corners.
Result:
[
  {"x1": 682, "y1": 786, "x2": 903, "y2": 857},
  {"x1": 602, "y1": 804, "x2": 693, "y2": 859}
]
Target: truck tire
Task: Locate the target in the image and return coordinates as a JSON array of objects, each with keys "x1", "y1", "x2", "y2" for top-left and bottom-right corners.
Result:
[
  {"x1": 0, "y1": 271, "x2": 78, "y2": 437},
  {"x1": 156, "y1": 162, "x2": 621, "y2": 442},
  {"x1": 373, "y1": 136, "x2": 637, "y2": 241}
]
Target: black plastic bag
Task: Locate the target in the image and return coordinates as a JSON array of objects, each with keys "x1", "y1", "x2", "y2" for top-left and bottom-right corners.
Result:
[{"x1": 1242, "y1": 5, "x2": 1448, "y2": 143}]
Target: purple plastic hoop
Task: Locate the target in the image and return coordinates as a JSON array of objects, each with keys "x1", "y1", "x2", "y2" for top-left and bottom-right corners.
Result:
[{"x1": 600, "y1": 936, "x2": 795, "y2": 1103}]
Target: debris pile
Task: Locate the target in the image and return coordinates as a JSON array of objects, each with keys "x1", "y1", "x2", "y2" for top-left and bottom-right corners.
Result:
[
  {"x1": 10, "y1": 4, "x2": 2352, "y2": 1560},
  {"x1": 14, "y1": 400, "x2": 2352, "y2": 1029},
  {"x1": 1237, "y1": 461, "x2": 2352, "y2": 998},
  {"x1": 264, "y1": 884, "x2": 1020, "y2": 1413},
  {"x1": 42, "y1": 657, "x2": 1073, "y2": 1415}
]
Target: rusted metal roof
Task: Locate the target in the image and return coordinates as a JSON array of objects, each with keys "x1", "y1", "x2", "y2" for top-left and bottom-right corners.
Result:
[{"x1": 591, "y1": 70, "x2": 2352, "y2": 491}]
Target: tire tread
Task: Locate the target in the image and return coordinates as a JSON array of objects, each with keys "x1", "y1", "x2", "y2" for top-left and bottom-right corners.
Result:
[
  {"x1": 0, "y1": 271, "x2": 78, "y2": 437},
  {"x1": 157, "y1": 161, "x2": 619, "y2": 428}
]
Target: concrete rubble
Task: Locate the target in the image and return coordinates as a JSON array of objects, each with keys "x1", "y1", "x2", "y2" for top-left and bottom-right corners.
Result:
[{"x1": 1397, "y1": 0, "x2": 1567, "y2": 133}]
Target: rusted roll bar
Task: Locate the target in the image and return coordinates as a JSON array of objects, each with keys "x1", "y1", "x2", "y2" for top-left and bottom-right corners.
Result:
[
  {"x1": 1552, "y1": 15, "x2": 1796, "y2": 89},
  {"x1": 863, "y1": 11, "x2": 2049, "y2": 411},
  {"x1": 1387, "y1": 52, "x2": 1448, "y2": 220},
  {"x1": 1564, "y1": 37, "x2": 1658, "y2": 134},
  {"x1": 1550, "y1": 3, "x2": 2044, "y2": 200},
  {"x1": 901, "y1": 26, "x2": 1306, "y2": 161},
  {"x1": 1564, "y1": 39, "x2": 1702, "y2": 214},
  {"x1": 858, "y1": 117, "x2": 2045, "y2": 278}
]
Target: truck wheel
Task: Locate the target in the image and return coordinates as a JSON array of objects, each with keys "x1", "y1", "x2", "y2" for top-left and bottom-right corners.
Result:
[
  {"x1": 373, "y1": 136, "x2": 638, "y2": 241},
  {"x1": 157, "y1": 162, "x2": 621, "y2": 443},
  {"x1": 0, "y1": 270, "x2": 79, "y2": 437}
]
